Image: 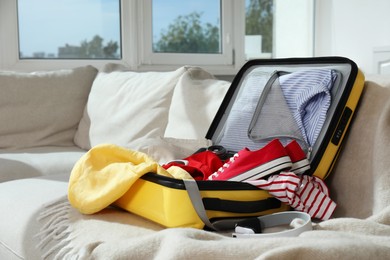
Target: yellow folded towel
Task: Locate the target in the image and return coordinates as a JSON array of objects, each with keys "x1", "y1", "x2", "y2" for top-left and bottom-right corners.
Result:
[{"x1": 68, "y1": 143, "x2": 192, "y2": 214}]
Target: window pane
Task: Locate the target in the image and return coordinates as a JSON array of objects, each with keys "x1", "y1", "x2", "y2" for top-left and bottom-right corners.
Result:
[
  {"x1": 152, "y1": 0, "x2": 221, "y2": 54},
  {"x1": 245, "y1": 0, "x2": 274, "y2": 59},
  {"x1": 17, "y1": 0, "x2": 121, "y2": 59}
]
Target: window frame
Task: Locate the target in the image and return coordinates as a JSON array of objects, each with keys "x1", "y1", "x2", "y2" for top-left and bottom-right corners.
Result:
[
  {"x1": 0, "y1": 0, "x2": 135, "y2": 72},
  {"x1": 0, "y1": 0, "x2": 315, "y2": 75},
  {"x1": 135, "y1": 0, "x2": 245, "y2": 74}
]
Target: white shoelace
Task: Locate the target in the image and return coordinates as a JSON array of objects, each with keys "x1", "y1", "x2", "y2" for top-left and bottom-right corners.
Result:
[{"x1": 209, "y1": 153, "x2": 239, "y2": 179}]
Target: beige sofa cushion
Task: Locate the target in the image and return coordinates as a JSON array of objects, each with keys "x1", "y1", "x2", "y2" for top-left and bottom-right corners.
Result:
[
  {"x1": 74, "y1": 67, "x2": 187, "y2": 150},
  {"x1": 0, "y1": 66, "x2": 98, "y2": 149},
  {"x1": 0, "y1": 146, "x2": 86, "y2": 182},
  {"x1": 164, "y1": 68, "x2": 230, "y2": 139}
]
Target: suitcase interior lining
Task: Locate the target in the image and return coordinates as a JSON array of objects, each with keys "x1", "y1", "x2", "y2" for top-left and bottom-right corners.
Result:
[{"x1": 207, "y1": 59, "x2": 358, "y2": 176}]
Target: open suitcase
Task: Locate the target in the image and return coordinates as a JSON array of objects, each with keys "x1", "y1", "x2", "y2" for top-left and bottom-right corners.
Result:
[{"x1": 115, "y1": 57, "x2": 365, "y2": 229}]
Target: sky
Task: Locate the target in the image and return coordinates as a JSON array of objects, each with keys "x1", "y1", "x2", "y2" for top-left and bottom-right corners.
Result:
[
  {"x1": 18, "y1": 0, "x2": 120, "y2": 57},
  {"x1": 18, "y1": 0, "x2": 221, "y2": 58}
]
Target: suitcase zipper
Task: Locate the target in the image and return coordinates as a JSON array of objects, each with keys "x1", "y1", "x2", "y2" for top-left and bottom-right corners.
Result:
[{"x1": 248, "y1": 70, "x2": 288, "y2": 139}]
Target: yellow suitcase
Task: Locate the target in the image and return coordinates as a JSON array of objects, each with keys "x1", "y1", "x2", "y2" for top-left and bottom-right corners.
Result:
[{"x1": 115, "y1": 57, "x2": 365, "y2": 229}]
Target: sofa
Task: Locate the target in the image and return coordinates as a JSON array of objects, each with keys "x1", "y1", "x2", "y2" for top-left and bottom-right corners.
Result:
[
  {"x1": 1, "y1": 63, "x2": 390, "y2": 259},
  {"x1": 0, "y1": 64, "x2": 229, "y2": 183}
]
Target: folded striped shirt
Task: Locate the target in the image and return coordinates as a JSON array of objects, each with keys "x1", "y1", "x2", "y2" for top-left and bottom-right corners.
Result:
[
  {"x1": 247, "y1": 171, "x2": 336, "y2": 220},
  {"x1": 279, "y1": 69, "x2": 338, "y2": 146}
]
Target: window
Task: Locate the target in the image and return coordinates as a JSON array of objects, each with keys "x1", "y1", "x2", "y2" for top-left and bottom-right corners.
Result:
[
  {"x1": 18, "y1": 0, "x2": 121, "y2": 59},
  {"x1": 139, "y1": 0, "x2": 234, "y2": 66},
  {"x1": 0, "y1": 0, "x2": 314, "y2": 74}
]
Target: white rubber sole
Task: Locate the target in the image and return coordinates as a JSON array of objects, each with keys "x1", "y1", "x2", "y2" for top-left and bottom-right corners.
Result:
[
  {"x1": 290, "y1": 159, "x2": 311, "y2": 174},
  {"x1": 229, "y1": 156, "x2": 293, "y2": 181}
]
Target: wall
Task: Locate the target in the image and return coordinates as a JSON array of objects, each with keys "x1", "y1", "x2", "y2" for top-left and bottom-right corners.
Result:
[
  {"x1": 274, "y1": 0, "x2": 314, "y2": 58},
  {"x1": 315, "y1": 0, "x2": 390, "y2": 74}
]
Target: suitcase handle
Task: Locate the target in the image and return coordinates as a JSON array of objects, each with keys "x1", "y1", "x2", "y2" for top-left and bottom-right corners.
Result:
[{"x1": 202, "y1": 197, "x2": 281, "y2": 213}]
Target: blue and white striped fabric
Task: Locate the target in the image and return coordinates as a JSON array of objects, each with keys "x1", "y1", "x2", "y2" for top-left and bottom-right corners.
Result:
[
  {"x1": 279, "y1": 69, "x2": 338, "y2": 146},
  {"x1": 218, "y1": 70, "x2": 270, "y2": 151}
]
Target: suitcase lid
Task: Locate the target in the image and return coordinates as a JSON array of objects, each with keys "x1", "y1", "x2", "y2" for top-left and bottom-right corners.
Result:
[{"x1": 206, "y1": 56, "x2": 363, "y2": 177}]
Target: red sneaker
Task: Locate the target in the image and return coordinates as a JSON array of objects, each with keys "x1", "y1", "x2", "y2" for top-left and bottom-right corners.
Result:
[
  {"x1": 207, "y1": 139, "x2": 292, "y2": 181},
  {"x1": 284, "y1": 140, "x2": 310, "y2": 174}
]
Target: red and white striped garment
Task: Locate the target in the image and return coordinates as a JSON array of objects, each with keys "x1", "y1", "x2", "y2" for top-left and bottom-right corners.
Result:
[{"x1": 247, "y1": 172, "x2": 336, "y2": 220}]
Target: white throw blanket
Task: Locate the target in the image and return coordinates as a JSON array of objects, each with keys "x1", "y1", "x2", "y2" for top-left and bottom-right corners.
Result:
[{"x1": 35, "y1": 81, "x2": 390, "y2": 259}]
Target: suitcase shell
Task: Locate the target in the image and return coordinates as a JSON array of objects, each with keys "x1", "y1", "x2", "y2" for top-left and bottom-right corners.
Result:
[
  {"x1": 207, "y1": 57, "x2": 365, "y2": 180},
  {"x1": 115, "y1": 174, "x2": 289, "y2": 229},
  {"x1": 115, "y1": 57, "x2": 365, "y2": 229}
]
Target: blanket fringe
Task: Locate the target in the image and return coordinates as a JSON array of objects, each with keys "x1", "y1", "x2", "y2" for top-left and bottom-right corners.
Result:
[{"x1": 35, "y1": 196, "x2": 74, "y2": 260}]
